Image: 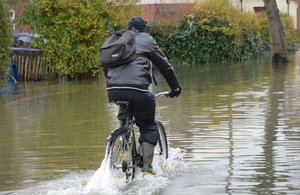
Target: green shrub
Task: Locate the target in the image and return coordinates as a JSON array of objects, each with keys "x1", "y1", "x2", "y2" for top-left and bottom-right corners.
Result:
[
  {"x1": 147, "y1": 22, "x2": 176, "y2": 52},
  {"x1": 280, "y1": 13, "x2": 298, "y2": 53},
  {"x1": 20, "y1": 0, "x2": 140, "y2": 78},
  {"x1": 166, "y1": 15, "x2": 235, "y2": 63},
  {"x1": 147, "y1": 0, "x2": 272, "y2": 64},
  {"x1": 148, "y1": 0, "x2": 298, "y2": 64},
  {"x1": 0, "y1": 0, "x2": 13, "y2": 85}
]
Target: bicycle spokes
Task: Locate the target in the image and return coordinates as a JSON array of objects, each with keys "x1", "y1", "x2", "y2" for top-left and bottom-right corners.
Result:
[{"x1": 108, "y1": 132, "x2": 135, "y2": 183}]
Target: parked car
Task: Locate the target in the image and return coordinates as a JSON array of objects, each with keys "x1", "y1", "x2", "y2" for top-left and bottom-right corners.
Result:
[{"x1": 11, "y1": 32, "x2": 42, "y2": 55}]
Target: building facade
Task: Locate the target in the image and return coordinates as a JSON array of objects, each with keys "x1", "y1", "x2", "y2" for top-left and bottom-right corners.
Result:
[
  {"x1": 138, "y1": 0, "x2": 299, "y2": 29},
  {"x1": 137, "y1": 0, "x2": 196, "y2": 23},
  {"x1": 9, "y1": 0, "x2": 300, "y2": 31},
  {"x1": 9, "y1": 0, "x2": 29, "y2": 32},
  {"x1": 230, "y1": 0, "x2": 299, "y2": 29},
  {"x1": 293, "y1": 0, "x2": 300, "y2": 28}
]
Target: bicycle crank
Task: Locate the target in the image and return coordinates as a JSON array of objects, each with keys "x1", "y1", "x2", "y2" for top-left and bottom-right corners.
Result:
[{"x1": 122, "y1": 160, "x2": 128, "y2": 172}]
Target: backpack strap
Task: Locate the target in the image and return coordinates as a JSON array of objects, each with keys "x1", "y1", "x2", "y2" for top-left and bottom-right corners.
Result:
[
  {"x1": 149, "y1": 61, "x2": 158, "y2": 86},
  {"x1": 152, "y1": 73, "x2": 158, "y2": 86}
]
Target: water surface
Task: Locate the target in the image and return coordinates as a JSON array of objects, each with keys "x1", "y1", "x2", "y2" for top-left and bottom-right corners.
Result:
[{"x1": 1, "y1": 51, "x2": 300, "y2": 194}]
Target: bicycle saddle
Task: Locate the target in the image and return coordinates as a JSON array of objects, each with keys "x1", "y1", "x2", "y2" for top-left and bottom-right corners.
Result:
[{"x1": 115, "y1": 101, "x2": 132, "y2": 108}]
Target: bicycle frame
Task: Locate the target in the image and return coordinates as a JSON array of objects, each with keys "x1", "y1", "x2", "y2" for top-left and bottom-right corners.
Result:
[
  {"x1": 106, "y1": 91, "x2": 170, "y2": 182},
  {"x1": 107, "y1": 91, "x2": 169, "y2": 142},
  {"x1": 106, "y1": 101, "x2": 140, "y2": 167}
]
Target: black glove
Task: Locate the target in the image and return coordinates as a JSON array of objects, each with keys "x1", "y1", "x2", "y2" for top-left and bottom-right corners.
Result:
[{"x1": 168, "y1": 86, "x2": 181, "y2": 98}]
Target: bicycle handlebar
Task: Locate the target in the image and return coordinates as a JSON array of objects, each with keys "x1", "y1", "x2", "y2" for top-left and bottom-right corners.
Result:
[{"x1": 155, "y1": 91, "x2": 169, "y2": 99}]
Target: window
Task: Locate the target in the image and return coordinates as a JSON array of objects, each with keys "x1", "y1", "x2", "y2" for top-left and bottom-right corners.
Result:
[
  {"x1": 253, "y1": 7, "x2": 265, "y2": 14},
  {"x1": 10, "y1": 10, "x2": 15, "y2": 31}
]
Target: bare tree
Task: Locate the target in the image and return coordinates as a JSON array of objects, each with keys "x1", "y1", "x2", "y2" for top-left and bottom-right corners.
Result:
[{"x1": 263, "y1": 0, "x2": 289, "y2": 63}]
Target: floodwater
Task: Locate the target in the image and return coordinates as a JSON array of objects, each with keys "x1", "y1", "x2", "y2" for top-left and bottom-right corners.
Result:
[{"x1": 1, "y1": 51, "x2": 300, "y2": 195}]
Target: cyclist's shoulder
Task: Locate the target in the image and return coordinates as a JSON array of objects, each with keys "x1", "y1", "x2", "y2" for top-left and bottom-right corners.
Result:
[{"x1": 136, "y1": 33, "x2": 154, "y2": 44}]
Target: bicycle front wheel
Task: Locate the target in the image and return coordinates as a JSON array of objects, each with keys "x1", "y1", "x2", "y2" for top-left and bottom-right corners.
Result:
[
  {"x1": 107, "y1": 130, "x2": 135, "y2": 182},
  {"x1": 155, "y1": 120, "x2": 168, "y2": 160}
]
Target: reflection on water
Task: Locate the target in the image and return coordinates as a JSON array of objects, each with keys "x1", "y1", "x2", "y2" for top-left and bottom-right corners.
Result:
[
  {"x1": 0, "y1": 79, "x2": 113, "y2": 192},
  {"x1": 1, "y1": 51, "x2": 300, "y2": 194}
]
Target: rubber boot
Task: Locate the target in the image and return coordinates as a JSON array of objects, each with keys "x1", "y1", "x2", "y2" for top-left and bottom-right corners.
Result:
[{"x1": 142, "y1": 142, "x2": 155, "y2": 176}]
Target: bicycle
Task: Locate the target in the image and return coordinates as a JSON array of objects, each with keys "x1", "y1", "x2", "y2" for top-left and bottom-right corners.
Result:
[{"x1": 105, "y1": 91, "x2": 169, "y2": 183}]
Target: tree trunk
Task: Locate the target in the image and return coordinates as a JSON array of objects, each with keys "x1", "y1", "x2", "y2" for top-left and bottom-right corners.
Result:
[{"x1": 263, "y1": 0, "x2": 288, "y2": 63}]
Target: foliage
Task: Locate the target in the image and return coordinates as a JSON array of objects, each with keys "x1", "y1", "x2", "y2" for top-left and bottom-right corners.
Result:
[
  {"x1": 148, "y1": 0, "x2": 299, "y2": 64},
  {"x1": 147, "y1": 22, "x2": 176, "y2": 52},
  {"x1": 164, "y1": 15, "x2": 235, "y2": 63},
  {"x1": 148, "y1": 0, "x2": 271, "y2": 64},
  {"x1": 194, "y1": 0, "x2": 242, "y2": 46},
  {"x1": 20, "y1": 0, "x2": 140, "y2": 78},
  {"x1": 0, "y1": 0, "x2": 13, "y2": 86},
  {"x1": 233, "y1": 12, "x2": 270, "y2": 60},
  {"x1": 280, "y1": 13, "x2": 298, "y2": 53},
  {"x1": 280, "y1": 14, "x2": 296, "y2": 42}
]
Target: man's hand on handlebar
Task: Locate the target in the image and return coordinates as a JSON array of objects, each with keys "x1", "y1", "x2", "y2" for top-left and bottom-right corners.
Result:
[{"x1": 168, "y1": 86, "x2": 181, "y2": 98}]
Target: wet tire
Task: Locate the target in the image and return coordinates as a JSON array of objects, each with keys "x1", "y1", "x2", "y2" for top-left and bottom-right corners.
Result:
[
  {"x1": 156, "y1": 120, "x2": 168, "y2": 160},
  {"x1": 107, "y1": 131, "x2": 135, "y2": 183}
]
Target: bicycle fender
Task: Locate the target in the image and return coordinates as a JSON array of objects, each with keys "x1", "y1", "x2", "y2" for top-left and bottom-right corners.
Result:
[{"x1": 106, "y1": 127, "x2": 125, "y2": 142}]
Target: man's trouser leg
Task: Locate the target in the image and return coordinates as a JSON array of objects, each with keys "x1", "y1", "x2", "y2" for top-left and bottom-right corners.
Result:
[
  {"x1": 131, "y1": 92, "x2": 158, "y2": 175},
  {"x1": 108, "y1": 89, "x2": 159, "y2": 174}
]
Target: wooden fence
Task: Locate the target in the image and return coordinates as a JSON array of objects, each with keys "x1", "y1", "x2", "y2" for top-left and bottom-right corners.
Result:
[
  {"x1": 10, "y1": 51, "x2": 100, "y2": 81},
  {"x1": 10, "y1": 53, "x2": 56, "y2": 81}
]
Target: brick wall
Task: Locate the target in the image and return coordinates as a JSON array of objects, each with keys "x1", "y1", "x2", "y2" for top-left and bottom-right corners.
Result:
[
  {"x1": 9, "y1": 0, "x2": 300, "y2": 29},
  {"x1": 139, "y1": 1, "x2": 300, "y2": 29},
  {"x1": 295, "y1": 0, "x2": 300, "y2": 29},
  {"x1": 139, "y1": 3, "x2": 195, "y2": 23},
  {"x1": 9, "y1": 0, "x2": 29, "y2": 32}
]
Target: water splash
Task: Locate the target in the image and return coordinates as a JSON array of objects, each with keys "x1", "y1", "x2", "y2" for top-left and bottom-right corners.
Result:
[
  {"x1": 82, "y1": 156, "x2": 125, "y2": 194},
  {"x1": 6, "y1": 147, "x2": 187, "y2": 195},
  {"x1": 83, "y1": 147, "x2": 187, "y2": 195}
]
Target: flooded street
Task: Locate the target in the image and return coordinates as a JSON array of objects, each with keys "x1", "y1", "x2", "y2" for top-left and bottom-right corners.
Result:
[{"x1": 1, "y1": 51, "x2": 300, "y2": 194}]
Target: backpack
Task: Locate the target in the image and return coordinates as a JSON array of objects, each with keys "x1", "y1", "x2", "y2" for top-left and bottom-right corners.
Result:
[{"x1": 99, "y1": 29, "x2": 136, "y2": 67}]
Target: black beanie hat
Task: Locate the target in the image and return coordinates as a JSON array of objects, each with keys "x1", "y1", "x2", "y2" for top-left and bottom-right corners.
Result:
[{"x1": 127, "y1": 17, "x2": 146, "y2": 32}]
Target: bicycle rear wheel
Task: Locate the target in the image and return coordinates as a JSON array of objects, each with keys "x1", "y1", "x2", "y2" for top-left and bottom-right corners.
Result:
[
  {"x1": 107, "y1": 130, "x2": 135, "y2": 182},
  {"x1": 155, "y1": 120, "x2": 168, "y2": 160}
]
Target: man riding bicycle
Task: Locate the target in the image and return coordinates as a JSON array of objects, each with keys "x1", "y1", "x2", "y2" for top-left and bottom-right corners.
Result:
[{"x1": 102, "y1": 17, "x2": 181, "y2": 176}]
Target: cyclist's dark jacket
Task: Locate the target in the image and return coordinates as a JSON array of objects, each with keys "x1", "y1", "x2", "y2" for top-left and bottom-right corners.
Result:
[{"x1": 103, "y1": 29, "x2": 179, "y2": 92}]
